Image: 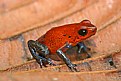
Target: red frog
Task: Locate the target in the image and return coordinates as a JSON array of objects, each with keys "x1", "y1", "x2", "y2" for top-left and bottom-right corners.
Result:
[{"x1": 28, "y1": 20, "x2": 97, "y2": 72}]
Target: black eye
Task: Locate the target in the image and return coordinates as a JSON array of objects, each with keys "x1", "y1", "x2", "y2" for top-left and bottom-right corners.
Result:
[{"x1": 78, "y1": 29, "x2": 88, "y2": 36}]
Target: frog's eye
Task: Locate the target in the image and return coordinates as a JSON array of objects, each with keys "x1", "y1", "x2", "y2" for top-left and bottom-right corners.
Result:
[{"x1": 78, "y1": 29, "x2": 88, "y2": 36}]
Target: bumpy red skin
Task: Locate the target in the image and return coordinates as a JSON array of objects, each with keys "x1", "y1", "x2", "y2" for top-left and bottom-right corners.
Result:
[{"x1": 37, "y1": 20, "x2": 97, "y2": 54}]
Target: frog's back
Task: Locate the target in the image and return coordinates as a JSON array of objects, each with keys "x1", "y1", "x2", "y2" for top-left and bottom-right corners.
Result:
[{"x1": 37, "y1": 24, "x2": 79, "y2": 54}]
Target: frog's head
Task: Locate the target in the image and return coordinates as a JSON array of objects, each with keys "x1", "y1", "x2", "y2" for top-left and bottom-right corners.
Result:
[{"x1": 77, "y1": 20, "x2": 97, "y2": 40}]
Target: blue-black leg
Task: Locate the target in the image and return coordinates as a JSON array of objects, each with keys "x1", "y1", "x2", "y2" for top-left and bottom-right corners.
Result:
[
  {"x1": 28, "y1": 40, "x2": 56, "y2": 68},
  {"x1": 77, "y1": 42, "x2": 91, "y2": 58},
  {"x1": 56, "y1": 43, "x2": 78, "y2": 72}
]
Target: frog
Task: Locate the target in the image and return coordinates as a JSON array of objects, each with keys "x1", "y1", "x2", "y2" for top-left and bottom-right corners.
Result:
[{"x1": 28, "y1": 20, "x2": 97, "y2": 72}]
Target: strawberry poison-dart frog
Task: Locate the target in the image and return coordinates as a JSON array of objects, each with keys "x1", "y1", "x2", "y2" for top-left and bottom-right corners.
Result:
[{"x1": 28, "y1": 20, "x2": 97, "y2": 72}]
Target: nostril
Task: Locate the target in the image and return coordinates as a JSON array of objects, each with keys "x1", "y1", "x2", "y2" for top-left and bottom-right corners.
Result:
[{"x1": 91, "y1": 27, "x2": 97, "y2": 32}]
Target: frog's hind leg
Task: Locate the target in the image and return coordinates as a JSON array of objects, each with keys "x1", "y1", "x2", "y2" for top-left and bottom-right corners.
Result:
[
  {"x1": 28, "y1": 40, "x2": 56, "y2": 68},
  {"x1": 77, "y1": 42, "x2": 91, "y2": 58}
]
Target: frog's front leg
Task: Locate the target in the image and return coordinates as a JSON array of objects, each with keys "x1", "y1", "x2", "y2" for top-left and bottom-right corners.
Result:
[
  {"x1": 28, "y1": 40, "x2": 56, "y2": 68},
  {"x1": 77, "y1": 42, "x2": 91, "y2": 58},
  {"x1": 56, "y1": 43, "x2": 79, "y2": 72}
]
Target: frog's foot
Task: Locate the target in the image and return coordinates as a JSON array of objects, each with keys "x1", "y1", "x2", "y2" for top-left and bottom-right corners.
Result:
[
  {"x1": 67, "y1": 64, "x2": 79, "y2": 72},
  {"x1": 36, "y1": 57, "x2": 56, "y2": 68}
]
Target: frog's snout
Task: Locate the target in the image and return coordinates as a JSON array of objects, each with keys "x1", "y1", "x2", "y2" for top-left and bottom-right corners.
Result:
[{"x1": 92, "y1": 27, "x2": 97, "y2": 32}]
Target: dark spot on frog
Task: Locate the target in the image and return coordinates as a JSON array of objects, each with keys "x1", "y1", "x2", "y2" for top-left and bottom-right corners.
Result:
[
  {"x1": 63, "y1": 34, "x2": 66, "y2": 36},
  {"x1": 68, "y1": 36, "x2": 71, "y2": 38},
  {"x1": 63, "y1": 34, "x2": 71, "y2": 38}
]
